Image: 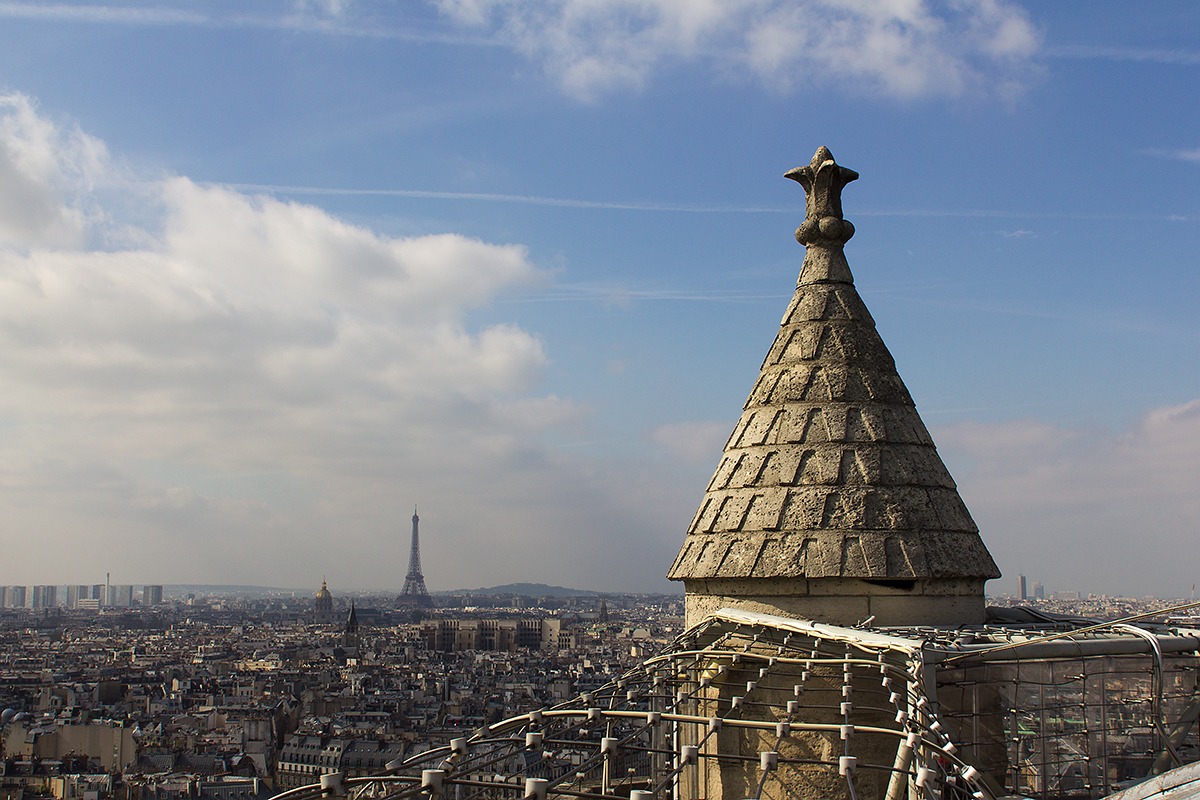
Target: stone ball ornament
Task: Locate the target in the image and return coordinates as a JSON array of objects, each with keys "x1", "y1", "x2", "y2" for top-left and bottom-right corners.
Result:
[{"x1": 795, "y1": 215, "x2": 856, "y2": 245}]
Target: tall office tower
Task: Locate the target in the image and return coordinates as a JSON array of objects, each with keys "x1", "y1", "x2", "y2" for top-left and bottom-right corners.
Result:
[
  {"x1": 1019, "y1": 574, "x2": 1028, "y2": 600},
  {"x1": 400, "y1": 509, "x2": 432, "y2": 607},
  {"x1": 31, "y1": 585, "x2": 57, "y2": 609},
  {"x1": 143, "y1": 585, "x2": 164, "y2": 605},
  {"x1": 111, "y1": 584, "x2": 134, "y2": 607},
  {"x1": 9, "y1": 585, "x2": 26, "y2": 608}
]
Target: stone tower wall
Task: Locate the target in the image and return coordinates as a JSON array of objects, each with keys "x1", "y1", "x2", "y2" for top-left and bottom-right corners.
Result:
[{"x1": 683, "y1": 576, "x2": 988, "y2": 629}]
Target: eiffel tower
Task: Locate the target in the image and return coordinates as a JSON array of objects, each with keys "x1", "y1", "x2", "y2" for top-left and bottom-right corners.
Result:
[{"x1": 400, "y1": 509, "x2": 432, "y2": 608}]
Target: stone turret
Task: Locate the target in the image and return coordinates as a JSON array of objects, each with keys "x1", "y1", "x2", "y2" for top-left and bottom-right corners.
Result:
[{"x1": 669, "y1": 147, "x2": 999, "y2": 628}]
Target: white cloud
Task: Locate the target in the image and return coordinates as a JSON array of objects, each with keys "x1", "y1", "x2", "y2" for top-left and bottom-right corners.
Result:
[
  {"x1": 0, "y1": 3, "x2": 1040, "y2": 101},
  {"x1": 294, "y1": 0, "x2": 349, "y2": 16},
  {"x1": 434, "y1": 0, "x2": 1040, "y2": 101},
  {"x1": 936, "y1": 400, "x2": 1200, "y2": 598},
  {"x1": 1048, "y1": 44, "x2": 1200, "y2": 67},
  {"x1": 0, "y1": 92, "x2": 698, "y2": 591},
  {"x1": 1144, "y1": 146, "x2": 1200, "y2": 164},
  {"x1": 0, "y1": 94, "x2": 110, "y2": 250}
]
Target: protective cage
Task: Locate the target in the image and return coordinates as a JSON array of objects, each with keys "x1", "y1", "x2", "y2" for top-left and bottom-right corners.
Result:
[{"x1": 274, "y1": 609, "x2": 1200, "y2": 800}]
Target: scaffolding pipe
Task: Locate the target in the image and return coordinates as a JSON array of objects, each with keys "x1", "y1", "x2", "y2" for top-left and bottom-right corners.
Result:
[
  {"x1": 1151, "y1": 694, "x2": 1200, "y2": 776},
  {"x1": 883, "y1": 735, "x2": 913, "y2": 800},
  {"x1": 937, "y1": 634, "x2": 1200, "y2": 664}
]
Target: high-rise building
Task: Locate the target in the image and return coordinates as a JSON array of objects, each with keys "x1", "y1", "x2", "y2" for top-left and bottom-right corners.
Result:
[
  {"x1": 31, "y1": 585, "x2": 57, "y2": 609},
  {"x1": 0, "y1": 586, "x2": 7, "y2": 608},
  {"x1": 1019, "y1": 574, "x2": 1028, "y2": 600},
  {"x1": 90, "y1": 584, "x2": 106, "y2": 605},
  {"x1": 9, "y1": 585, "x2": 26, "y2": 608},
  {"x1": 110, "y1": 584, "x2": 134, "y2": 607},
  {"x1": 143, "y1": 585, "x2": 163, "y2": 605},
  {"x1": 67, "y1": 584, "x2": 89, "y2": 608}
]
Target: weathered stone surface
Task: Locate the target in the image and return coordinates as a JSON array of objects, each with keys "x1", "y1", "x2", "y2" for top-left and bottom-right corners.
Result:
[
  {"x1": 681, "y1": 576, "x2": 989, "y2": 627},
  {"x1": 668, "y1": 147, "x2": 1000, "y2": 587},
  {"x1": 669, "y1": 527, "x2": 996, "y2": 580}
]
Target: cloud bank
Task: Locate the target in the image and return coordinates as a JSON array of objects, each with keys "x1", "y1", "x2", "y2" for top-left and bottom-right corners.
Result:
[
  {"x1": 937, "y1": 401, "x2": 1200, "y2": 598},
  {"x1": 434, "y1": 0, "x2": 1041, "y2": 100},
  {"x1": 1, "y1": 93, "x2": 696, "y2": 591}
]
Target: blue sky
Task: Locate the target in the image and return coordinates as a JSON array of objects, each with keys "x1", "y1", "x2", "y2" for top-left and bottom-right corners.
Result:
[{"x1": 0, "y1": 1, "x2": 1196, "y2": 597}]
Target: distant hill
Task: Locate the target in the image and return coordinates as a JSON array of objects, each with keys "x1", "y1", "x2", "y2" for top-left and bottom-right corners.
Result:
[{"x1": 436, "y1": 583, "x2": 601, "y2": 598}]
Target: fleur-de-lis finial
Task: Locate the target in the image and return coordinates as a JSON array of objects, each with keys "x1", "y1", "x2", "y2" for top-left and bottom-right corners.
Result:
[{"x1": 785, "y1": 146, "x2": 858, "y2": 246}]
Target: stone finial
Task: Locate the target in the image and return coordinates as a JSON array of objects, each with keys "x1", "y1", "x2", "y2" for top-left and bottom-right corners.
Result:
[{"x1": 785, "y1": 146, "x2": 858, "y2": 246}]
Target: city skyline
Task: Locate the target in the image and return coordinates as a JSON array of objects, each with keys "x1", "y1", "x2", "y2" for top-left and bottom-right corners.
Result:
[
  {"x1": 0, "y1": 2, "x2": 1197, "y2": 595},
  {"x1": 2, "y1": 574, "x2": 1193, "y2": 603}
]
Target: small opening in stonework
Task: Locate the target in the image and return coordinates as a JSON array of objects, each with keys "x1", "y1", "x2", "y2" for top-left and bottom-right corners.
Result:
[{"x1": 863, "y1": 579, "x2": 916, "y2": 591}]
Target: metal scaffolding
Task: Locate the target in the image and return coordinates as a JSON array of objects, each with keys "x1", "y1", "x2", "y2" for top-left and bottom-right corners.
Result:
[{"x1": 273, "y1": 609, "x2": 1200, "y2": 800}]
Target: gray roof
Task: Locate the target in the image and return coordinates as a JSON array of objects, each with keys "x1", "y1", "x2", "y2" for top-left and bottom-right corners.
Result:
[{"x1": 668, "y1": 147, "x2": 999, "y2": 582}]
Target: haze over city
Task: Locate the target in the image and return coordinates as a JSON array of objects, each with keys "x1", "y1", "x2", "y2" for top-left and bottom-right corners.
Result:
[{"x1": 0, "y1": 1, "x2": 1196, "y2": 596}]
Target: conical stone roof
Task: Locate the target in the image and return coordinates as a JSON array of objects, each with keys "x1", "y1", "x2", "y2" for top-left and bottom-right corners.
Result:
[{"x1": 668, "y1": 147, "x2": 999, "y2": 584}]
